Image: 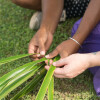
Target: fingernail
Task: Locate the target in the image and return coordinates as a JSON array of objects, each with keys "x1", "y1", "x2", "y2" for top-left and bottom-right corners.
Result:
[
  {"x1": 50, "y1": 60, "x2": 53, "y2": 64},
  {"x1": 37, "y1": 54, "x2": 40, "y2": 57},
  {"x1": 40, "y1": 51, "x2": 45, "y2": 55},
  {"x1": 45, "y1": 55, "x2": 49, "y2": 58},
  {"x1": 53, "y1": 62, "x2": 56, "y2": 66}
]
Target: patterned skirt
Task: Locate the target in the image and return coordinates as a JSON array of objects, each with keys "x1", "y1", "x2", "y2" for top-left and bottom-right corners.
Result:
[{"x1": 64, "y1": 0, "x2": 90, "y2": 18}]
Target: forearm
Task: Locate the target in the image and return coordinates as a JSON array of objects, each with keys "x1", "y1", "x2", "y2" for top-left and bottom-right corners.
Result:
[
  {"x1": 73, "y1": 0, "x2": 100, "y2": 45},
  {"x1": 40, "y1": 0, "x2": 64, "y2": 34},
  {"x1": 89, "y1": 51, "x2": 100, "y2": 68}
]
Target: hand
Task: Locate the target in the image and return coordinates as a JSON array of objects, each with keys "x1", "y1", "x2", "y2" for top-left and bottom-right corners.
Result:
[
  {"x1": 45, "y1": 39, "x2": 80, "y2": 59},
  {"x1": 28, "y1": 28, "x2": 53, "y2": 60},
  {"x1": 45, "y1": 53, "x2": 91, "y2": 78}
]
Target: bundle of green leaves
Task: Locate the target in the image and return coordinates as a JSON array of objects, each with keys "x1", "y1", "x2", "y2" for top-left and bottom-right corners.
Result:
[{"x1": 0, "y1": 54, "x2": 59, "y2": 100}]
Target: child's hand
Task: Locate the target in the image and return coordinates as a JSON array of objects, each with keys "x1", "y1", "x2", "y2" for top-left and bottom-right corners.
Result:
[
  {"x1": 45, "y1": 53, "x2": 92, "y2": 78},
  {"x1": 45, "y1": 39, "x2": 80, "y2": 59},
  {"x1": 28, "y1": 29, "x2": 53, "y2": 60}
]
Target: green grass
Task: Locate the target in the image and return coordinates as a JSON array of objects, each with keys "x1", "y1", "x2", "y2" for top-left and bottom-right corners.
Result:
[{"x1": 0, "y1": 0, "x2": 99, "y2": 100}]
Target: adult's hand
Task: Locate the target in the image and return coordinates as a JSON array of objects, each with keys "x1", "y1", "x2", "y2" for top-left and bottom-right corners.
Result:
[
  {"x1": 45, "y1": 39, "x2": 80, "y2": 59},
  {"x1": 45, "y1": 53, "x2": 92, "y2": 78},
  {"x1": 28, "y1": 28, "x2": 53, "y2": 60}
]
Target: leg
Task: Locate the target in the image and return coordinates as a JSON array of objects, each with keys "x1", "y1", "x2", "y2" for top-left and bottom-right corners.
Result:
[
  {"x1": 12, "y1": 0, "x2": 42, "y2": 29},
  {"x1": 12, "y1": 0, "x2": 41, "y2": 10}
]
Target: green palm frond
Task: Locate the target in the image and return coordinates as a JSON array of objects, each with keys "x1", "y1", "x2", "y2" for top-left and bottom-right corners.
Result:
[
  {"x1": 11, "y1": 67, "x2": 47, "y2": 100},
  {"x1": 0, "y1": 54, "x2": 33, "y2": 65},
  {"x1": 35, "y1": 64, "x2": 56, "y2": 100},
  {"x1": 48, "y1": 77, "x2": 54, "y2": 100},
  {"x1": 0, "y1": 54, "x2": 60, "y2": 100},
  {"x1": 0, "y1": 64, "x2": 40, "y2": 99},
  {"x1": 35, "y1": 57, "x2": 59, "y2": 100}
]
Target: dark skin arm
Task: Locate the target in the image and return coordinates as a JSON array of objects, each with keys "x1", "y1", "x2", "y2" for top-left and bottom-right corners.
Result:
[
  {"x1": 46, "y1": 0, "x2": 100, "y2": 59},
  {"x1": 73, "y1": 0, "x2": 100, "y2": 44},
  {"x1": 41, "y1": 0, "x2": 64, "y2": 34},
  {"x1": 28, "y1": 0, "x2": 64, "y2": 59}
]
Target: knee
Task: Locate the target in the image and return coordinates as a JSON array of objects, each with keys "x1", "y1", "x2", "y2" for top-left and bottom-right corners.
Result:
[
  {"x1": 12, "y1": 0, "x2": 25, "y2": 5},
  {"x1": 12, "y1": 0, "x2": 21, "y2": 5},
  {"x1": 12, "y1": 0, "x2": 41, "y2": 10},
  {"x1": 12, "y1": 0, "x2": 29, "y2": 8},
  {"x1": 12, "y1": 0, "x2": 27, "y2": 6}
]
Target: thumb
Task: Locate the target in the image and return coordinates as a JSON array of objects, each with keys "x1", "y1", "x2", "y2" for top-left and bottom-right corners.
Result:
[
  {"x1": 45, "y1": 49, "x2": 58, "y2": 59},
  {"x1": 38, "y1": 40, "x2": 45, "y2": 55},
  {"x1": 53, "y1": 58, "x2": 67, "y2": 67}
]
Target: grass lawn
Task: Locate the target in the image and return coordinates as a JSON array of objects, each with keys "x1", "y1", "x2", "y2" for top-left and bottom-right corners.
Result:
[{"x1": 0, "y1": 0, "x2": 100, "y2": 100}]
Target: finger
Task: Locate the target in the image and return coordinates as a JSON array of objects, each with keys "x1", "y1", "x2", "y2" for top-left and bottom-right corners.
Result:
[
  {"x1": 45, "y1": 60, "x2": 48, "y2": 65},
  {"x1": 30, "y1": 47, "x2": 38, "y2": 58},
  {"x1": 54, "y1": 71, "x2": 75, "y2": 79},
  {"x1": 54, "y1": 68, "x2": 65, "y2": 75},
  {"x1": 53, "y1": 58, "x2": 67, "y2": 67},
  {"x1": 45, "y1": 59, "x2": 53, "y2": 67},
  {"x1": 28, "y1": 41, "x2": 38, "y2": 53},
  {"x1": 37, "y1": 49, "x2": 45, "y2": 59},
  {"x1": 28, "y1": 43, "x2": 38, "y2": 58},
  {"x1": 30, "y1": 57, "x2": 39, "y2": 61},
  {"x1": 60, "y1": 51, "x2": 68, "y2": 59},
  {"x1": 54, "y1": 74, "x2": 66, "y2": 78},
  {"x1": 45, "y1": 49, "x2": 58, "y2": 59},
  {"x1": 33, "y1": 58, "x2": 39, "y2": 61},
  {"x1": 45, "y1": 65, "x2": 50, "y2": 71},
  {"x1": 38, "y1": 40, "x2": 45, "y2": 56},
  {"x1": 37, "y1": 49, "x2": 40, "y2": 57},
  {"x1": 28, "y1": 44, "x2": 35, "y2": 54},
  {"x1": 50, "y1": 59, "x2": 53, "y2": 65}
]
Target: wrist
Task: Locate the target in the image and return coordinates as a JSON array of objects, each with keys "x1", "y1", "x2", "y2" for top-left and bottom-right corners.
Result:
[
  {"x1": 39, "y1": 26, "x2": 54, "y2": 35},
  {"x1": 86, "y1": 53, "x2": 95, "y2": 68},
  {"x1": 87, "y1": 52, "x2": 100, "y2": 68},
  {"x1": 64, "y1": 39, "x2": 80, "y2": 54},
  {"x1": 72, "y1": 33, "x2": 86, "y2": 45},
  {"x1": 69, "y1": 37, "x2": 82, "y2": 48}
]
